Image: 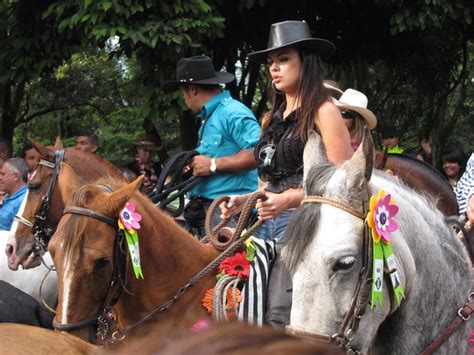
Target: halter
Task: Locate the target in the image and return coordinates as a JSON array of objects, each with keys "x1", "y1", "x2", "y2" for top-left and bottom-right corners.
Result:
[
  {"x1": 286, "y1": 190, "x2": 373, "y2": 353},
  {"x1": 15, "y1": 150, "x2": 65, "y2": 258}
]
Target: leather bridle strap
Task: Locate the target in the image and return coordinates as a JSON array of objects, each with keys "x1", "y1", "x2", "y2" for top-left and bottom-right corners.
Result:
[
  {"x1": 63, "y1": 206, "x2": 117, "y2": 227},
  {"x1": 302, "y1": 196, "x2": 366, "y2": 220},
  {"x1": 421, "y1": 292, "x2": 474, "y2": 355}
]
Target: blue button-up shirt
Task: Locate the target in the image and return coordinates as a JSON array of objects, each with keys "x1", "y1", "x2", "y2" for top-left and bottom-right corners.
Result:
[
  {"x1": 0, "y1": 185, "x2": 28, "y2": 231},
  {"x1": 192, "y1": 90, "x2": 260, "y2": 200}
]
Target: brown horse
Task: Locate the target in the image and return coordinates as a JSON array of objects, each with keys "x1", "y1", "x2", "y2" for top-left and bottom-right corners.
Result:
[
  {"x1": 49, "y1": 163, "x2": 219, "y2": 343},
  {"x1": 7, "y1": 141, "x2": 125, "y2": 270},
  {"x1": 375, "y1": 152, "x2": 458, "y2": 216},
  {"x1": 0, "y1": 323, "x2": 104, "y2": 355}
]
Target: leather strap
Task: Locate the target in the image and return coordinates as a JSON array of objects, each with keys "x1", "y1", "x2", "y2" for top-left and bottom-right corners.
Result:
[
  {"x1": 302, "y1": 196, "x2": 365, "y2": 220},
  {"x1": 421, "y1": 293, "x2": 474, "y2": 354},
  {"x1": 63, "y1": 206, "x2": 117, "y2": 228}
]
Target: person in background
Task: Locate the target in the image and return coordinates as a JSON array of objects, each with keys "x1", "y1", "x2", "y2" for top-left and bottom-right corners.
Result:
[
  {"x1": 126, "y1": 134, "x2": 163, "y2": 195},
  {"x1": 74, "y1": 133, "x2": 98, "y2": 154},
  {"x1": 0, "y1": 158, "x2": 28, "y2": 231},
  {"x1": 441, "y1": 144, "x2": 468, "y2": 189},
  {"x1": 161, "y1": 55, "x2": 260, "y2": 238},
  {"x1": 335, "y1": 88, "x2": 377, "y2": 151},
  {"x1": 380, "y1": 125, "x2": 404, "y2": 154},
  {"x1": 0, "y1": 139, "x2": 12, "y2": 206},
  {"x1": 20, "y1": 140, "x2": 41, "y2": 180}
]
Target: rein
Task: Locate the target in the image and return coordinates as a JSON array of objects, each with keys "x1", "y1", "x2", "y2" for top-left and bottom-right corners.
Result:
[
  {"x1": 287, "y1": 190, "x2": 373, "y2": 354},
  {"x1": 149, "y1": 150, "x2": 201, "y2": 217},
  {"x1": 53, "y1": 191, "x2": 265, "y2": 344}
]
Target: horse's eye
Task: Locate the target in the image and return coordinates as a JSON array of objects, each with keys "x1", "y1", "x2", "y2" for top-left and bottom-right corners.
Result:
[
  {"x1": 28, "y1": 183, "x2": 41, "y2": 192},
  {"x1": 333, "y1": 256, "x2": 356, "y2": 272},
  {"x1": 93, "y1": 258, "x2": 110, "y2": 271}
]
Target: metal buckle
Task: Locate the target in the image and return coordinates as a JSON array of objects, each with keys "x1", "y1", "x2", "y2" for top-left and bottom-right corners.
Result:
[{"x1": 457, "y1": 308, "x2": 470, "y2": 321}]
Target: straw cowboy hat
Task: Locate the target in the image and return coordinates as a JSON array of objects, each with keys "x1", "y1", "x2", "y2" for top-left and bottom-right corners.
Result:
[
  {"x1": 133, "y1": 134, "x2": 162, "y2": 151},
  {"x1": 161, "y1": 55, "x2": 235, "y2": 93},
  {"x1": 336, "y1": 89, "x2": 377, "y2": 130},
  {"x1": 248, "y1": 21, "x2": 335, "y2": 63}
]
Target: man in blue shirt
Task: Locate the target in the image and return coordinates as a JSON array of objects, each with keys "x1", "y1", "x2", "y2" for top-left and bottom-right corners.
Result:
[
  {"x1": 162, "y1": 55, "x2": 260, "y2": 237},
  {"x1": 0, "y1": 158, "x2": 28, "y2": 231}
]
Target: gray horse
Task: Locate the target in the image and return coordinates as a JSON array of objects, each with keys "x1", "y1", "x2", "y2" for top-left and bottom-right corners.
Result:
[{"x1": 282, "y1": 130, "x2": 472, "y2": 354}]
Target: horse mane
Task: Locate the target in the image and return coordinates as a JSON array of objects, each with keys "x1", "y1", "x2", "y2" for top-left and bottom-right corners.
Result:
[{"x1": 283, "y1": 161, "x2": 338, "y2": 273}]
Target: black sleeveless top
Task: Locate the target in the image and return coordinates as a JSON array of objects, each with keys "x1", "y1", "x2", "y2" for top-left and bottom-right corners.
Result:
[{"x1": 254, "y1": 105, "x2": 305, "y2": 193}]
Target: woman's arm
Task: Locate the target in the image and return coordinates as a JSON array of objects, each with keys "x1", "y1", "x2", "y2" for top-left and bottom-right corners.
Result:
[{"x1": 315, "y1": 101, "x2": 353, "y2": 166}]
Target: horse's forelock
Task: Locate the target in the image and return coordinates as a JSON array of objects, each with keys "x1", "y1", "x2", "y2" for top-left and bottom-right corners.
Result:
[{"x1": 305, "y1": 162, "x2": 337, "y2": 196}]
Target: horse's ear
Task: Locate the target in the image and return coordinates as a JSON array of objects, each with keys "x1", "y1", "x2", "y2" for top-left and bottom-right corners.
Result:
[
  {"x1": 32, "y1": 141, "x2": 55, "y2": 161},
  {"x1": 303, "y1": 131, "x2": 328, "y2": 182},
  {"x1": 58, "y1": 163, "x2": 80, "y2": 206},
  {"x1": 346, "y1": 128, "x2": 374, "y2": 186},
  {"x1": 106, "y1": 175, "x2": 144, "y2": 215},
  {"x1": 54, "y1": 136, "x2": 63, "y2": 150}
]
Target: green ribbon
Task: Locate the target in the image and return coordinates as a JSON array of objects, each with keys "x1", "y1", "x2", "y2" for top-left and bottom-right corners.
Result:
[
  {"x1": 124, "y1": 228, "x2": 144, "y2": 279},
  {"x1": 382, "y1": 242, "x2": 405, "y2": 306},
  {"x1": 371, "y1": 240, "x2": 405, "y2": 308},
  {"x1": 371, "y1": 241, "x2": 384, "y2": 308}
]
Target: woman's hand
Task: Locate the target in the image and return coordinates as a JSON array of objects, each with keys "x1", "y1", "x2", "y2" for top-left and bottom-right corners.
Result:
[
  {"x1": 256, "y1": 189, "x2": 303, "y2": 221},
  {"x1": 220, "y1": 195, "x2": 248, "y2": 220}
]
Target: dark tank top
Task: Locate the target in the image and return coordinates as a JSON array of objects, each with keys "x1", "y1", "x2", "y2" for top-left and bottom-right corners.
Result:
[{"x1": 254, "y1": 105, "x2": 305, "y2": 193}]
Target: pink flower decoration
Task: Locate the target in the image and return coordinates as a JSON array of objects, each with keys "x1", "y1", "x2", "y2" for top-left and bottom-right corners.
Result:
[
  {"x1": 119, "y1": 202, "x2": 142, "y2": 230},
  {"x1": 367, "y1": 190, "x2": 399, "y2": 243}
]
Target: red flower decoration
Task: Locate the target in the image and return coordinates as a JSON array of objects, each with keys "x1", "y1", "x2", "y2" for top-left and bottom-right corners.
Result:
[{"x1": 218, "y1": 252, "x2": 250, "y2": 280}]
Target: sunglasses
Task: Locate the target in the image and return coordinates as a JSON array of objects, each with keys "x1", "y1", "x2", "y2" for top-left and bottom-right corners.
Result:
[{"x1": 340, "y1": 110, "x2": 356, "y2": 119}]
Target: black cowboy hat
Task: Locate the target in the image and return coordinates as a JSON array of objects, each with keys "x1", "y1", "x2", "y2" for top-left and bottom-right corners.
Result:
[
  {"x1": 161, "y1": 56, "x2": 235, "y2": 93},
  {"x1": 248, "y1": 21, "x2": 335, "y2": 64},
  {"x1": 133, "y1": 134, "x2": 162, "y2": 151}
]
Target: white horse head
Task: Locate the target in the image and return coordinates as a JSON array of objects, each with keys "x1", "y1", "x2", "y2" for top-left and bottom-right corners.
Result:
[{"x1": 282, "y1": 130, "x2": 472, "y2": 353}]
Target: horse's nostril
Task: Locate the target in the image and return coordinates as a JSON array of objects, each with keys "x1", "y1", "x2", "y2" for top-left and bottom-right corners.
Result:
[{"x1": 5, "y1": 244, "x2": 14, "y2": 257}]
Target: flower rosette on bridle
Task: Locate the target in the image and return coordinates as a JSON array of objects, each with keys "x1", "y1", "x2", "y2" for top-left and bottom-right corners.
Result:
[
  {"x1": 118, "y1": 202, "x2": 144, "y2": 279},
  {"x1": 366, "y1": 190, "x2": 405, "y2": 308}
]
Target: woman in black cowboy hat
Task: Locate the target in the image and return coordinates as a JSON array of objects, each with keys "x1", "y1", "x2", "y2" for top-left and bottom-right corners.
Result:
[
  {"x1": 220, "y1": 20, "x2": 353, "y2": 328},
  {"x1": 222, "y1": 21, "x2": 352, "y2": 237}
]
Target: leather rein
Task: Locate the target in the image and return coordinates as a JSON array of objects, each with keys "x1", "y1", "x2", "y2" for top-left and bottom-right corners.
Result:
[
  {"x1": 287, "y1": 192, "x2": 474, "y2": 354},
  {"x1": 52, "y1": 191, "x2": 266, "y2": 344}
]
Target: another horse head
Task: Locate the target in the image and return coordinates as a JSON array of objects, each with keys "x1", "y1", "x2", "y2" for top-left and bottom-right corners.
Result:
[
  {"x1": 7, "y1": 142, "x2": 124, "y2": 270},
  {"x1": 50, "y1": 163, "x2": 142, "y2": 342},
  {"x1": 282, "y1": 131, "x2": 471, "y2": 353}
]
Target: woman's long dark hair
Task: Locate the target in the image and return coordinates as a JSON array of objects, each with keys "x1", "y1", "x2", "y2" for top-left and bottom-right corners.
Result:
[{"x1": 262, "y1": 48, "x2": 328, "y2": 141}]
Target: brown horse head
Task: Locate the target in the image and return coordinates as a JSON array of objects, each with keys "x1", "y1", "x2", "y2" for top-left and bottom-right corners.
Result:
[
  {"x1": 7, "y1": 142, "x2": 124, "y2": 270},
  {"x1": 51, "y1": 163, "x2": 216, "y2": 343}
]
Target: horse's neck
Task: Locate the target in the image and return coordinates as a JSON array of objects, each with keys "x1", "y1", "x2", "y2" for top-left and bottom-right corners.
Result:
[
  {"x1": 116, "y1": 197, "x2": 218, "y2": 328},
  {"x1": 371, "y1": 176, "x2": 471, "y2": 352}
]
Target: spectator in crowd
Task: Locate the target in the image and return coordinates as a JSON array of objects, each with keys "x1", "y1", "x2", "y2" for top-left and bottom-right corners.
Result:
[
  {"x1": 74, "y1": 133, "x2": 98, "y2": 154},
  {"x1": 380, "y1": 125, "x2": 404, "y2": 154},
  {"x1": 0, "y1": 139, "x2": 12, "y2": 205},
  {"x1": 455, "y1": 153, "x2": 474, "y2": 219},
  {"x1": 0, "y1": 158, "x2": 28, "y2": 231},
  {"x1": 20, "y1": 140, "x2": 41, "y2": 179},
  {"x1": 126, "y1": 134, "x2": 163, "y2": 196},
  {"x1": 335, "y1": 88, "x2": 377, "y2": 151},
  {"x1": 441, "y1": 144, "x2": 468, "y2": 189},
  {"x1": 161, "y1": 55, "x2": 260, "y2": 238}
]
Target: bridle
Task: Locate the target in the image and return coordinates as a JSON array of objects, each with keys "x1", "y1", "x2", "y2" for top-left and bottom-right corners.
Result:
[
  {"x1": 52, "y1": 191, "x2": 266, "y2": 344},
  {"x1": 286, "y1": 189, "x2": 374, "y2": 354},
  {"x1": 15, "y1": 150, "x2": 65, "y2": 259},
  {"x1": 287, "y1": 190, "x2": 474, "y2": 354}
]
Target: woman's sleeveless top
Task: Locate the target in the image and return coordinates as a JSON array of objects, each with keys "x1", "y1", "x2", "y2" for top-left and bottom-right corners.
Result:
[{"x1": 254, "y1": 105, "x2": 305, "y2": 193}]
